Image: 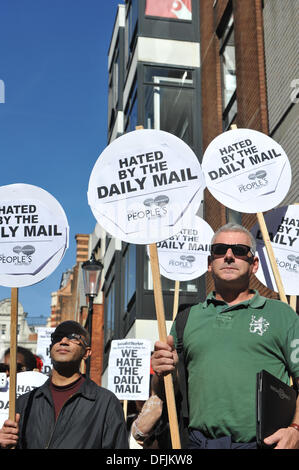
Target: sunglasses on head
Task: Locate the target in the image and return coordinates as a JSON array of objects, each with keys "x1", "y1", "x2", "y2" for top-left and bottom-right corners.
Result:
[
  {"x1": 211, "y1": 243, "x2": 254, "y2": 257},
  {"x1": 51, "y1": 332, "x2": 88, "y2": 348}
]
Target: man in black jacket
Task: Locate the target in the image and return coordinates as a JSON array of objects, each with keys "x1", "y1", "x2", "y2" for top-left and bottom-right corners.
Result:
[{"x1": 0, "y1": 321, "x2": 128, "y2": 449}]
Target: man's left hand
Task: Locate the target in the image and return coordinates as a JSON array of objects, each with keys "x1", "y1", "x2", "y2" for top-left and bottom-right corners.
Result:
[{"x1": 264, "y1": 427, "x2": 299, "y2": 449}]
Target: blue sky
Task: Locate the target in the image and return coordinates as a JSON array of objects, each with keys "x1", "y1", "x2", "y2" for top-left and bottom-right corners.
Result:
[{"x1": 0, "y1": 0, "x2": 124, "y2": 318}]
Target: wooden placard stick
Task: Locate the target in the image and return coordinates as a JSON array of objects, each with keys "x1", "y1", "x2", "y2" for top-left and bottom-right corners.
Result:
[
  {"x1": 149, "y1": 243, "x2": 181, "y2": 449},
  {"x1": 135, "y1": 125, "x2": 181, "y2": 448},
  {"x1": 290, "y1": 296, "x2": 297, "y2": 311},
  {"x1": 290, "y1": 203, "x2": 299, "y2": 311},
  {"x1": 172, "y1": 280, "x2": 180, "y2": 321},
  {"x1": 123, "y1": 400, "x2": 128, "y2": 421},
  {"x1": 9, "y1": 287, "x2": 18, "y2": 420}
]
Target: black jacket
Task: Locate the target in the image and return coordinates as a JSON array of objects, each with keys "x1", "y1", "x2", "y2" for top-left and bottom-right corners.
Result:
[{"x1": 16, "y1": 377, "x2": 129, "y2": 449}]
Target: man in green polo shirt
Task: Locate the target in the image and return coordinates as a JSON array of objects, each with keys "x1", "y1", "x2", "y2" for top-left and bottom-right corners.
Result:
[{"x1": 151, "y1": 223, "x2": 299, "y2": 449}]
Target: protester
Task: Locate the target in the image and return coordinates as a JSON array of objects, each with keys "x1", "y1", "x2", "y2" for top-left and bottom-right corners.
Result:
[
  {"x1": 151, "y1": 223, "x2": 299, "y2": 449},
  {"x1": 1, "y1": 346, "x2": 37, "y2": 376},
  {"x1": 129, "y1": 389, "x2": 171, "y2": 449},
  {"x1": 0, "y1": 320, "x2": 128, "y2": 449}
]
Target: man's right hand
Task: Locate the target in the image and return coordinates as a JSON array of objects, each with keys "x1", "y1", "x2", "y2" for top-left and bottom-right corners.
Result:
[
  {"x1": 151, "y1": 335, "x2": 178, "y2": 377},
  {"x1": 0, "y1": 413, "x2": 20, "y2": 448}
]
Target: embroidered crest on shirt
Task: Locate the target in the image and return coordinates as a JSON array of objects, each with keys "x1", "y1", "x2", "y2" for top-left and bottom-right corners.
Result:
[{"x1": 249, "y1": 315, "x2": 270, "y2": 336}]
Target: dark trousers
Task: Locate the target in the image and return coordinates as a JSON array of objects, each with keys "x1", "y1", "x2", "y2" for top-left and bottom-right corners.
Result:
[{"x1": 188, "y1": 429, "x2": 257, "y2": 449}]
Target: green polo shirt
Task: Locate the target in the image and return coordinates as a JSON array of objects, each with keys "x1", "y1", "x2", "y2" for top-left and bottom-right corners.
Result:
[{"x1": 171, "y1": 290, "x2": 299, "y2": 442}]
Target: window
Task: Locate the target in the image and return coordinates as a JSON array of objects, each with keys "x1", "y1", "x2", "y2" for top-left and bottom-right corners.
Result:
[
  {"x1": 123, "y1": 244, "x2": 136, "y2": 309},
  {"x1": 143, "y1": 66, "x2": 195, "y2": 148},
  {"x1": 124, "y1": 77, "x2": 138, "y2": 132},
  {"x1": 125, "y1": 0, "x2": 138, "y2": 68},
  {"x1": 108, "y1": 42, "x2": 120, "y2": 132},
  {"x1": 105, "y1": 280, "x2": 115, "y2": 343},
  {"x1": 105, "y1": 232, "x2": 112, "y2": 251},
  {"x1": 218, "y1": 11, "x2": 237, "y2": 129}
]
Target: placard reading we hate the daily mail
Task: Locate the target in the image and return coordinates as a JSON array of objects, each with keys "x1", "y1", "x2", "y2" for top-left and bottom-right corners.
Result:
[
  {"x1": 156, "y1": 215, "x2": 214, "y2": 281},
  {"x1": 0, "y1": 184, "x2": 69, "y2": 288},
  {"x1": 108, "y1": 339, "x2": 151, "y2": 401},
  {"x1": 88, "y1": 129, "x2": 205, "y2": 244},
  {"x1": 251, "y1": 205, "x2": 299, "y2": 296},
  {"x1": 202, "y1": 128, "x2": 292, "y2": 214}
]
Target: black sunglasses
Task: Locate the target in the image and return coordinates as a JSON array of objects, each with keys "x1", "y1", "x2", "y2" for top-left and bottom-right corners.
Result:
[
  {"x1": 211, "y1": 243, "x2": 254, "y2": 257},
  {"x1": 0, "y1": 363, "x2": 26, "y2": 373},
  {"x1": 51, "y1": 332, "x2": 88, "y2": 348}
]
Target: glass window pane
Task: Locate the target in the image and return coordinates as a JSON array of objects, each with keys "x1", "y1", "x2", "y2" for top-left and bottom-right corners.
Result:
[
  {"x1": 144, "y1": 84, "x2": 194, "y2": 146},
  {"x1": 124, "y1": 244, "x2": 136, "y2": 308},
  {"x1": 144, "y1": 67, "x2": 193, "y2": 86},
  {"x1": 221, "y1": 28, "x2": 236, "y2": 108},
  {"x1": 125, "y1": 79, "x2": 137, "y2": 133}
]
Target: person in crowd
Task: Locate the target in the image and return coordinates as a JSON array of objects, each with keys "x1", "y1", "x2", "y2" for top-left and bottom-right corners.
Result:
[
  {"x1": 151, "y1": 223, "x2": 299, "y2": 449},
  {"x1": 0, "y1": 320, "x2": 128, "y2": 449},
  {"x1": 1, "y1": 346, "x2": 37, "y2": 376},
  {"x1": 128, "y1": 370, "x2": 171, "y2": 449}
]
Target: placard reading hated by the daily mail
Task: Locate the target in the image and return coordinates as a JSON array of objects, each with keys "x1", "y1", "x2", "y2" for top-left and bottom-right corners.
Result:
[
  {"x1": 252, "y1": 205, "x2": 299, "y2": 296},
  {"x1": 202, "y1": 129, "x2": 292, "y2": 214},
  {"x1": 108, "y1": 339, "x2": 151, "y2": 401},
  {"x1": 156, "y1": 215, "x2": 214, "y2": 281},
  {"x1": 0, "y1": 184, "x2": 69, "y2": 287},
  {"x1": 88, "y1": 129, "x2": 205, "y2": 244}
]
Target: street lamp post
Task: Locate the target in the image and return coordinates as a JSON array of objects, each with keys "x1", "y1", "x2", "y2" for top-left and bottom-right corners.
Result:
[{"x1": 82, "y1": 252, "x2": 103, "y2": 377}]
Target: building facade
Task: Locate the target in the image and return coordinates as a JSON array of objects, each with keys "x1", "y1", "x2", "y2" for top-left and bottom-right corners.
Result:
[
  {"x1": 0, "y1": 298, "x2": 37, "y2": 359},
  {"x1": 200, "y1": 0, "x2": 298, "y2": 297}
]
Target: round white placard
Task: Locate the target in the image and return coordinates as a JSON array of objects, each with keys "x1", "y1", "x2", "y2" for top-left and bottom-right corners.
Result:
[
  {"x1": 156, "y1": 215, "x2": 214, "y2": 281},
  {"x1": 0, "y1": 184, "x2": 69, "y2": 287},
  {"x1": 202, "y1": 128, "x2": 291, "y2": 213},
  {"x1": 87, "y1": 129, "x2": 205, "y2": 244},
  {"x1": 251, "y1": 204, "x2": 299, "y2": 295}
]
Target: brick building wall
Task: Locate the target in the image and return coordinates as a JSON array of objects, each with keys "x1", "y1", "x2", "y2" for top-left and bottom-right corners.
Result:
[{"x1": 200, "y1": 0, "x2": 279, "y2": 299}]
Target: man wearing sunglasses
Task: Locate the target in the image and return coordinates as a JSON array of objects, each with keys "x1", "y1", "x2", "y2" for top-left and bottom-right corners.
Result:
[
  {"x1": 0, "y1": 320, "x2": 128, "y2": 449},
  {"x1": 152, "y1": 223, "x2": 299, "y2": 449}
]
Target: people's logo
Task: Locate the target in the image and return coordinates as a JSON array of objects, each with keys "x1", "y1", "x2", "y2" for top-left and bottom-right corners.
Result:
[
  {"x1": 238, "y1": 170, "x2": 268, "y2": 193},
  {"x1": 169, "y1": 254, "x2": 195, "y2": 268},
  {"x1": 287, "y1": 254, "x2": 299, "y2": 265},
  {"x1": 249, "y1": 315, "x2": 270, "y2": 336},
  {"x1": 180, "y1": 254, "x2": 195, "y2": 266},
  {"x1": 13, "y1": 245, "x2": 35, "y2": 256},
  {"x1": 0, "y1": 245, "x2": 35, "y2": 266},
  {"x1": 127, "y1": 195, "x2": 169, "y2": 222}
]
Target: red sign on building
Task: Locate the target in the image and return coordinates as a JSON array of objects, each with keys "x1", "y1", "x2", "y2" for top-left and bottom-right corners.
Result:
[{"x1": 145, "y1": 0, "x2": 192, "y2": 21}]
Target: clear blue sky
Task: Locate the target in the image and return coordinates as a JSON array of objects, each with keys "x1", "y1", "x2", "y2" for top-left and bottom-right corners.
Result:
[{"x1": 0, "y1": 0, "x2": 124, "y2": 318}]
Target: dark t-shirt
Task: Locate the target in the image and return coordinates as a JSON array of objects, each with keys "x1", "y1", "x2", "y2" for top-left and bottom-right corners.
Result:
[{"x1": 50, "y1": 375, "x2": 85, "y2": 421}]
